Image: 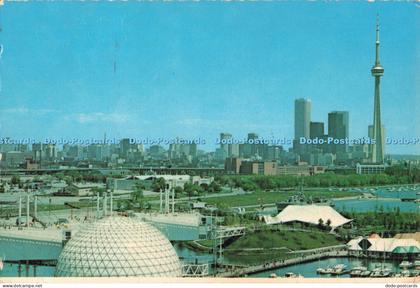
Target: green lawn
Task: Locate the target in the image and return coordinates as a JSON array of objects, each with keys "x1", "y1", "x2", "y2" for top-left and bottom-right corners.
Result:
[
  {"x1": 224, "y1": 230, "x2": 344, "y2": 264},
  {"x1": 205, "y1": 190, "x2": 357, "y2": 208}
]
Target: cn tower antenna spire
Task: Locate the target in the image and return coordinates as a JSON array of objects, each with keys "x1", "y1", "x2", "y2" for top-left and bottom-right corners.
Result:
[{"x1": 375, "y1": 14, "x2": 381, "y2": 66}]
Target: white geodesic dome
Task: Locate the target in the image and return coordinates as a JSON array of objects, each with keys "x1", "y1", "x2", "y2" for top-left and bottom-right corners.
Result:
[{"x1": 55, "y1": 216, "x2": 182, "y2": 277}]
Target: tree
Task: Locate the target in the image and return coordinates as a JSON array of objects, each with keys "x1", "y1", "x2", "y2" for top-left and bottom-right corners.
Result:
[
  {"x1": 151, "y1": 178, "x2": 166, "y2": 192},
  {"x1": 209, "y1": 181, "x2": 222, "y2": 193},
  {"x1": 318, "y1": 218, "x2": 324, "y2": 229},
  {"x1": 132, "y1": 183, "x2": 145, "y2": 210},
  {"x1": 11, "y1": 175, "x2": 20, "y2": 185},
  {"x1": 326, "y1": 219, "x2": 332, "y2": 229},
  {"x1": 116, "y1": 200, "x2": 122, "y2": 211},
  {"x1": 91, "y1": 187, "x2": 105, "y2": 197},
  {"x1": 174, "y1": 186, "x2": 183, "y2": 198},
  {"x1": 183, "y1": 183, "x2": 194, "y2": 200}
]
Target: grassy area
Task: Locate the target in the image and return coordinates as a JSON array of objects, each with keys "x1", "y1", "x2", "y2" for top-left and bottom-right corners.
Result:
[
  {"x1": 224, "y1": 230, "x2": 344, "y2": 264},
  {"x1": 227, "y1": 230, "x2": 342, "y2": 250},
  {"x1": 205, "y1": 190, "x2": 357, "y2": 208}
]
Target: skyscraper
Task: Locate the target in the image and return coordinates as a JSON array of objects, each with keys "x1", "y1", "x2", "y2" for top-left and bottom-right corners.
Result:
[
  {"x1": 370, "y1": 18, "x2": 385, "y2": 164},
  {"x1": 328, "y1": 111, "x2": 349, "y2": 154},
  {"x1": 294, "y1": 99, "x2": 311, "y2": 159},
  {"x1": 294, "y1": 99, "x2": 311, "y2": 140},
  {"x1": 310, "y1": 122, "x2": 325, "y2": 139},
  {"x1": 220, "y1": 133, "x2": 232, "y2": 159},
  {"x1": 247, "y1": 133, "x2": 259, "y2": 157}
]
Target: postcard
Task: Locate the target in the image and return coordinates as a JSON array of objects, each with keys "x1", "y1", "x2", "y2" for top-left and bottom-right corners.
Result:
[{"x1": 0, "y1": 1, "x2": 418, "y2": 287}]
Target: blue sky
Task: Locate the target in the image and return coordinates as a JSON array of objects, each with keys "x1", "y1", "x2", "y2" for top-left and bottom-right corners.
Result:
[{"x1": 0, "y1": 2, "x2": 419, "y2": 154}]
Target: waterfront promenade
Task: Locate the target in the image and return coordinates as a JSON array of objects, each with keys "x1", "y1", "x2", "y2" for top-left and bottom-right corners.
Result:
[{"x1": 217, "y1": 245, "x2": 349, "y2": 277}]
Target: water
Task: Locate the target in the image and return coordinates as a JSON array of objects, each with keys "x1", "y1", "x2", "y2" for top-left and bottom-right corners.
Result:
[
  {"x1": 0, "y1": 263, "x2": 55, "y2": 277},
  {"x1": 251, "y1": 257, "x2": 401, "y2": 278},
  {"x1": 334, "y1": 199, "x2": 419, "y2": 213},
  {"x1": 374, "y1": 189, "x2": 417, "y2": 199},
  {"x1": 174, "y1": 243, "x2": 214, "y2": 264},
  {"x1": 334, "y1": 186, "x2": 419, "y2": 213}
]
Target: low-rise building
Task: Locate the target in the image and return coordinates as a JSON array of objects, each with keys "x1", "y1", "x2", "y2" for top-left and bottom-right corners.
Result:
[
  {"x1": 240, "y1": 161, "x2": 277, "y2": 176},
  {"x1": 262, "y1": 204, "x2": 352, "y2": 231},
  {"x1": 109, "y1": 174, "x2": 214, "y2": 191},
  {"x1": 356, "y1": 163, "x2": 386, "y2": 174},
  {"x1": 347, "y1": 235, "x2": 420, "y2": 260},
  {"x1": 66, "y1": 183, "x2": 105, "y2": 196}
]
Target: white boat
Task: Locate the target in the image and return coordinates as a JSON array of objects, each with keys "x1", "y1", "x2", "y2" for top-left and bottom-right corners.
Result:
[
  {"x1": 0, "y1": 255, "x2": 4, "y2": 271},
  {"x1": 371, "y1": 268, "x2": 391, "y2": 278},
  {"x1": 414, "y1": 260, "x2": 420, "y2": 269},
  {"x1": 330, "y1": 264, "x2": 347, "y2": 275},
  {"x1": 399, "y1": 261, "x2": 413, "y2": 269},
  {"x1": 269, "y1": 273, "x2": 277, "y2": 278},
  {"x1": 283, "y1": 272, "x2": 303, "y2": 278},
  {"x1": 317, "y1": 267, "x2": 333, "y2": 275},
  {"x1": 400, "y1": 270, "x2": 410, "y2": 277},
  {"x1": 360, "y1": 270, "x2": 371, "y2": 277},
  {"x1": 316, "y1": 268, "x2": 324, "y2": 274},
  {"x1": 350, "y1": 266, "x2": 367, "y2": 277}
]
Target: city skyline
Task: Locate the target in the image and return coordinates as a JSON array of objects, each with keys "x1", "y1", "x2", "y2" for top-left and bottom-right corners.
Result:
[{"x1": 0, "y1": 3, "x2": 419, "y2": 154}]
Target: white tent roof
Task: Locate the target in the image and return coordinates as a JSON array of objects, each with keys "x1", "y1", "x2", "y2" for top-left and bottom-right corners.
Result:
[
  {"x1": 263, "y1": 205, "x2": 352, "y2": 228},
  {"x1": 347, "y1": 236, "x2": 420, "y2": 253}
]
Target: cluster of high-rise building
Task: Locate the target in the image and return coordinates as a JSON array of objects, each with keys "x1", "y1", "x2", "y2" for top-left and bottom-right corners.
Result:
[
  {"x1": 214, "y1": 132, "x2": 285, "y2": 162},
  {"x1": 293, "y1": 99, "x2": 353, "y2": 165},
  {"x1": 293, "y1": 20, "x2": 386, "y2": 167},
  {"x1": 0, "y1": 21, "x2": 393, "y2": 173}
]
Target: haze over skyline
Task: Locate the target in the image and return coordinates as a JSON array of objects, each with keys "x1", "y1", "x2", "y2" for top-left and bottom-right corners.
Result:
[{"x1": 0, "y1": 3, "x2": 419, "y2": 154}]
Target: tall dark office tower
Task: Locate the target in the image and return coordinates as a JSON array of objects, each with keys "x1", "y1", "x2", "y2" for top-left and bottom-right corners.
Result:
[
  {"x1": 294, "y1": 99, "x2": 311, "y2": 158},
  {"x1": 310, "y1": 122, "x2": 325, "y2": 139},
  {"x1": 247, "y1": 133, "x2": 258, "y2": 141},
  {"x1": 370, "y1": 18, "x2": 385, "y2": 164},
  {"x1": 247, "y1": 133, "x2": 259, "y2": 156},
  {"x1": 328, "y1": 111, "x2": 349, "y2": 154},
  {"x1": 120, "y1": 138, "x2": 131, "y2": 158},
  {"x1": 310, "y1": 122, "x2": 326, "y2": 154}
]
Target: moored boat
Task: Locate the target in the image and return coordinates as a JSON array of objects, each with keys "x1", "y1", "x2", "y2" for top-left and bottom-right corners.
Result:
[
  {"x1": 360, "y1": 270, "x2": 371, "y2": 277},
  {"x1": 317, "y1": 266, "x2": 333, "y2": 275},
  {"x1": 370, "y1": 268, "x2": 392, "y2": 278},
  {"x1": 330, "y1": 264, "x2": 348, "y2": 276},
  {"x1": 400, "y1": 270, "x2": 410, "y2": 278},
  {"x1": 399, "y1": 261, "x2": 413, "y2": 269},
  {"x1": 350, "y1": 266, "x2": 367, "y2": 278},
  {"x1": 283, "y1": 272, "x2": 303, "y2": 278}
]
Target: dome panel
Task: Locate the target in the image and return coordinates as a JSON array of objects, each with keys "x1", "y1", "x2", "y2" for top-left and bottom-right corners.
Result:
[{"x1": 55, "y1": 216, "x2": 182, "y2": 277}]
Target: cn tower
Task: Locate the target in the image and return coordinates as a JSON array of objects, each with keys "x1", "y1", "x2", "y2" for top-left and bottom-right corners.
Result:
[{"x1": 371, "y1": 17, "x2": 385, "y2": 164}]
